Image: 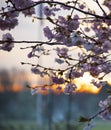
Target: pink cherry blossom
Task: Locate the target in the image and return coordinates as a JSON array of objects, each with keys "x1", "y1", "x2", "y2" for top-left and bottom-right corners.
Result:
[
  {"x1": 0, "y1": 33, "x2": 14, "y2": 51},
  {"x1": 56, "y1": 47, "x2": 69, "y2": 58},
  {"x1": 64, "y1": 83, "x2": 77, "y2": 95},
  {"x1": 99, "y1": 96, "x2": 111, "y2": 120},
  {"x1": 43, "y1": 26, "x2": 53, "y2": 40},
  {"x1": 103, "y1": 0, "x2": 111, "y2": 10},
  {"x1": 11, "y1": 0, "x2": 35, "y2": 16}
]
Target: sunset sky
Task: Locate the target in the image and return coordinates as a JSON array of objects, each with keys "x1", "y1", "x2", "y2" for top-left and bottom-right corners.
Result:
[{"x1": 0, "y1": 0, "x2": 111, "y2": 94}]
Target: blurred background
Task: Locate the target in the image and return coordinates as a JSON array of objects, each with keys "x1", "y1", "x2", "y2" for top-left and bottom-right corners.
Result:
[{"x1": 0, "y1": 68, "x2": 111, "y2": 130}]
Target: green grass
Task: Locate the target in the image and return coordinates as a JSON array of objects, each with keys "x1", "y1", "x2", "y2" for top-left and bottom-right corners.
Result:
[
  {"x1": 0, "y1": 120, "x2": 40, "y2": 130},
  {"x1": 0, "y1": 120, "x2": 83, "y2": 130},
  {"x1": 0, "y1": 120, "x2": 111, "y2": 130},
  {"x1": 92, "y1": 121, "x2": 111, "y2": 130}
]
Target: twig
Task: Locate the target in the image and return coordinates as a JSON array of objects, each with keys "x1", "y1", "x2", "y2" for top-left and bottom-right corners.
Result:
[
  {"x1": 0, "y1": 40, "x2": 62, "y2": 45},
  {"x1": 89, "y1": 106, "x2": 111, "y2": 120},
  {"x1": 95, "y1": 0, "x2": 107, "y2": 16}
]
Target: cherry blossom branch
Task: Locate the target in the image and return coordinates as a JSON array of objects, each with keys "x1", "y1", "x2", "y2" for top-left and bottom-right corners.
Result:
[
  {"x1": 89, "y1": 105, "x2": 111, "y2": 121},
  {"x1": 33, "y1": 1, "x2": 111, "y2": 20},
  {"x1": 21, "y1": 61, "x2": 79, "y2": 71},
  {"x1": 0, "y1": 1, "x2": 111, "y2": 20},
  {"x1": 33, "y1": 15, "x2": 107, "y2": 21},
  {"x1": 0, "y1": 40, "x2": 62, "y2": 46},
  {"x1": 79, "y1": 105, "x2": 111, "y2": 123}
]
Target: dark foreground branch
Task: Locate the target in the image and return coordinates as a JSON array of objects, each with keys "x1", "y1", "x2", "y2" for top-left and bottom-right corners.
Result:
[
  {"x1": 0, "y1": 40, "x2": 62, "y2": 46},
  {"x1": 0, "y1": 1, "x2": 111, "y2": 20}
]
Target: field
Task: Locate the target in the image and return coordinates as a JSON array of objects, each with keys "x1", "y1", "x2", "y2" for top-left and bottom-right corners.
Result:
[
  {"x1": 92, "y1": 121, "x2": 111, "y2": 130},
  {"x1": 0, "y1": 120, "x2": 111, "y2": 130}
]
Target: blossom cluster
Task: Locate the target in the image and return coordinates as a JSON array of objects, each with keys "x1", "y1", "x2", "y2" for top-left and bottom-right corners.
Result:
[
  {"x1": 0, "y1": 0, "x2": 111, "y2": 129},
  {"x1": 0, "y1": 0, "x2": 35, "y2": 51},
  {"x1": 41, "y1": 0, "x2": 111, "y2": 92},
  {"x1": 0, "y1": 0, "x2": 110, "y2": 92},
  {"x1": 11, "y1": 0, "x2": 35, "y2": 16},
  {"x1": 0, "y1": 33, "x2": 14, "y2": 51},
  {"x1": 0, "y1": 0, "x2": 35, "y2": 30},
  {"x1": 2, "y1": 0, "x2": 109, "y2": 94},
  {"x1": 43, "y1": 15, "x2": 80, "y2": 46},
  {"x1": 99, "y1": 96, "x2": 111, "y2": 120},
  {"x1": 0, "y1": 7, "x2": 19, "y2": 30}
]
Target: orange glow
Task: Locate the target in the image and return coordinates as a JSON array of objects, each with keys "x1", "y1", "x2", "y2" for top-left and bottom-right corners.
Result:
[
  {"x1": 0, "y1": 86, "x2": 5, "y2": 92},
  {"x1": 0, "y1": 84, "x2": 25, "y2": 92},
  {"x1": 49, "y1": 72, "x2": 101, "y2": 94},
  {"x1": 31, "y1": 84, "x2": 64, "y2": 95},
  {"x1": 50, "y1": 84, "x2": 64, "y2": 94},
  {"x1": 0, "y1": 72, "x2": 109, "y2": 94},
  {"x1": 75, "y1": 82, "x2": 101, "y2": 94},
  {"x1": 11, "y1": 84, "x2": 24, "y2": 92},
  {"x1": 28, "y1": 72, "x2": 102, "y2": 95},
  {"x1": 74, "y1": 72, "x2": 101, "y2": 94}
]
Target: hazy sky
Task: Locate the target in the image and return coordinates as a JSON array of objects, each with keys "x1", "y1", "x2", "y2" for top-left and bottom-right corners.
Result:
[
  {"x1": 0, "y1": 1, "x2": 42, "y2": 71},
  {"x1": 0, "y1": 0, "x2": 107, "y2": 72}
]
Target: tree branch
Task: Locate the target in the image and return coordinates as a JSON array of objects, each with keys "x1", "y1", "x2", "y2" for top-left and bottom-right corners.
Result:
[
  {"x1": 95, "y1": 0, "x2": 107, "y2": 16},
  {"x1": 89, "y1": 105, "x2": 111, "y2": 121},
  {"x1": 0, "y1": 40, "x2": 62, "y2": 46},
  {"x1": 0, "y1": 1, "x2": 111, "y2": 20}
]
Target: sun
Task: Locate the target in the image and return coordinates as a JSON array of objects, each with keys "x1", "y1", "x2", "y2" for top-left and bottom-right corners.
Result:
[
  {"x1": 79, "y1": 72, "x2": 94, "y2": 83},
  {"x1": 73, "y1": 72, "x2": 101, "y2": 94}
]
